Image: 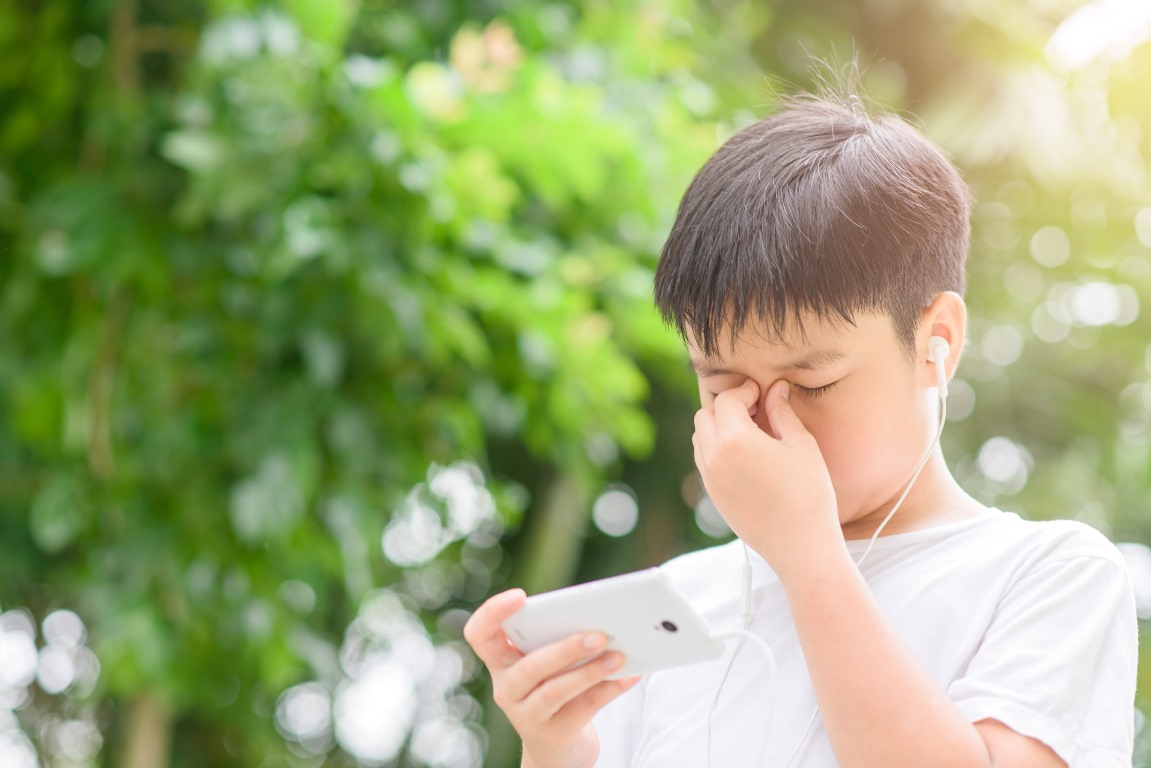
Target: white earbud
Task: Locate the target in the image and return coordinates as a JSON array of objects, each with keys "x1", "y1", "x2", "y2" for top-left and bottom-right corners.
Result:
[{"x1": 927, "y1": 335, "x2": 950, "y2": 398}]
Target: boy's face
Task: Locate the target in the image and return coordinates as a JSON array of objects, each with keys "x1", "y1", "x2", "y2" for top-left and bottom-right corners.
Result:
[{"x1": 689, "y1": 312, "x2": 938, "y2": 536}]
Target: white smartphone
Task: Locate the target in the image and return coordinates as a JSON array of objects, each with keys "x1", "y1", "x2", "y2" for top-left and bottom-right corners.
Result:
[{"x1": 501, "y1": 568, "x2": 724, "y2": 679}]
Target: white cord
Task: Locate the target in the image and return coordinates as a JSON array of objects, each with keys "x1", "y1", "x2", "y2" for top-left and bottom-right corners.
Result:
[
  {"x1": 707, "y1": 625, "x2": 778, "y2": 768},
  {"x1": 705, "y1": 547, "x2": 754, "y2": 767},
  {"x1": 781, "y1": 706, "x2": 821, "y2": 768},
  {"x1": 855, "y1": 386, "x2": 948, "y2": 568},
  {"x1": 781, "y1": 384, "x2": 950, "y2": 767}
]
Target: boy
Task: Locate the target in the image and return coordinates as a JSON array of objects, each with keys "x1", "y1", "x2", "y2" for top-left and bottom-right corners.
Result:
[{"x1": 464, "y1": 93, "x2": 1137, "y2": 767}]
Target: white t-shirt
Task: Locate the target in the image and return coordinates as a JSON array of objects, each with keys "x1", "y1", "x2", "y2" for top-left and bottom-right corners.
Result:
[{"x1": 592, "y1": 508, "x2": 1137, "y2": 767}]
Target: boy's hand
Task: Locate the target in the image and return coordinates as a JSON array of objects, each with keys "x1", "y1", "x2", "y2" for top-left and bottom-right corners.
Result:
[
  {"x1": 463, "y1": 589, "x2": 641, "y2": 768},
  {"x1": 693, "y1": 378, "x2": 840, "y2": 581}
]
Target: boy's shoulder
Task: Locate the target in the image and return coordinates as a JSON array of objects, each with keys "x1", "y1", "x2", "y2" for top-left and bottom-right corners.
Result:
[
  {"x1": 658, "y1": 508, "x2": 1127, "y2": 591},
  {"x1": 969, "y1": 508, "x2": 1127, "y2": 569}
]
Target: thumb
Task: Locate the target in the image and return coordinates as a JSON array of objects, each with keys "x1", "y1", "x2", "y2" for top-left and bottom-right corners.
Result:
[{"x1": 765, "y1": 380, "x2": 809, "y2": 441}]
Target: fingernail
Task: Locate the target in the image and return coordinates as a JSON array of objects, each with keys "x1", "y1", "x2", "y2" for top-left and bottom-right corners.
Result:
[
  {"x1": 584, "y1": 633, "x2": 607, "y2": 650},
  {"x1": 603, "y1": 654, "x2": 624, "y2": 671},
  {"x1": 780, "y1": 381, "x2": 790, "y2": 400}
]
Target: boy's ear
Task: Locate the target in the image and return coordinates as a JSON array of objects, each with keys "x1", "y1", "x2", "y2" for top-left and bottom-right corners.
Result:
[{"x1": 918, "y1": 291, "x2": 966, "y2": 387}]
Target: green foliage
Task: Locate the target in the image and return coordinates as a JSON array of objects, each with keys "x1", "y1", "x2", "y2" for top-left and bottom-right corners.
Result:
[
  {"x1": 2, "y1": 1, "x2": 1150, "y2": 766},
  {"x1": 0, "y1": 1, "x2": 726, "y2": 765}
]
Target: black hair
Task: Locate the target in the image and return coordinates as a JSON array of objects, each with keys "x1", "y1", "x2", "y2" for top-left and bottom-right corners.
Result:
[{"x1": 653, "y1": 92, "x2": 971, "y2": 360}]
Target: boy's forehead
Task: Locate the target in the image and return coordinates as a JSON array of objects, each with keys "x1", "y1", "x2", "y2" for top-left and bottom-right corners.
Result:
[
  {"x1": 684, "y1": 312, "x2": 881, "y2": 373},
  {"x1": 689, "y1": 345, "x2": 848, "y2": 377}
]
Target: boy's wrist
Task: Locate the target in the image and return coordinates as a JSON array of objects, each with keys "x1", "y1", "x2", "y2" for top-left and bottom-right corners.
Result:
[
  {"x1": 774, "y1": 535, "x2": 856, "y2": 595},
  {"x1": 752, "y1": 511, "x2": 846, "y2": 586}
]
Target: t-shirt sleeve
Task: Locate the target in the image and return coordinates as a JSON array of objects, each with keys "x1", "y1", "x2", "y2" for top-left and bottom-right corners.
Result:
[
  {"x1": 591, "y1": 677, "x2": 645, "y2": 767},
  {"x1": 948, "y1": 551, "x2": 1137, "y2": 767}
]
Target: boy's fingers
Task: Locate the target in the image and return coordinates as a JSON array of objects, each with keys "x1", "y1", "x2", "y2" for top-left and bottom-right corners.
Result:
[
  {"x1": 551, "y1": 676, "x2": 642, "y2": 733},
  {"x1": 693, "y1": 405, "x2": 715, "y2": 435},
  {"x1": 501, "y1": 631, "x2": 610, "y2": 703},
  {"x1": 713, "y1": 379, "x2": 760, "y2": 432},
  {"x1": 765, "y1": 380, "x2": 807, "y2": 442},
  {"x1": 463, "y1": 589, "x2": 527, "y2": 670},
  {"x1": 693, "y1": 407, "x2": 716, "y2": 456},
  {"x1": 522, "y1": 651, "x2": 627, "y2": 722}
]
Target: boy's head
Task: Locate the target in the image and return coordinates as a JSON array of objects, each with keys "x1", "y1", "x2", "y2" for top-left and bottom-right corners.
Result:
[
  {"x1": 655, "y1": 93, "x2": 974, "y2": 533},
  {"x1": 654, "y1": 94, "x2": 971, "y2": 361}
]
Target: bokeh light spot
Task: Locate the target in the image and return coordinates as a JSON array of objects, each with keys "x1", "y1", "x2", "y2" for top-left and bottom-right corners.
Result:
[
  {"x1": 410, "y1": 717, "x2": 483, "y2": 768},
  {"x1": 276, "y1": 682, "x2": 333, "y2": 751},
  {"x1": 41, "y1": 610, "x2": 85, "y2": 651},
  {"x1": 383, "y1": 461, "x2": 498, "y2": 567},
  {"x1": 53, "y1": 719, "x2": 102, "y2": 762},
  {"x1": 1136, "y1": 208, "x2": 1151, "y2": 248},
  {"x1": 1031, "y1": 301, "x2": 1071, "y2": 343},
  {"x1": 1046, "y1": 0, "x2": 1151, "y2": 70},
  {"x1": 694, "y1": 495, "x2": 731, "y2": 538},
  {"x1": 1069, "y1": 281, "x2": 1125, "y2": 325},
  {"x1": 0, "y1": 731, "x2": 37, "y2": 768},
  {"x1": 977, "y1": 437, "x2": 1032, "y2": 495},
  {"x1": 1029, "y1": 226, "x2": 1071, "y2": 268},
  {"x1": 36, "y1": 646, "x2": 75, "y2": 694},
  {"x1": 592, "y1": 488, "x2": 639, "y2": 537},
  {"x1": 1004, "y1": 261, "x2": 1045, "y2": 302},
  {"x1": 333, "y1": 658, "x2": 414, "y2": 763},
  {"x1": 945, "y1": 379, "x2": 976, "y2": 422},
  {"x1": 980, "y1": 325, "x2": 1025, "y2": 367},
  {"x1": 0, "y1": 620, "x2": 38, "y2": 688}
]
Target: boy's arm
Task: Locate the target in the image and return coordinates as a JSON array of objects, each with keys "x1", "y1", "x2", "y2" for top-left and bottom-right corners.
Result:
[
  {"x1": 694, "y1": 379, "x2": 1066, "y2": 768},
  {"x1": 782, "y1": 540, "x2": 1064, "y2": 768}
]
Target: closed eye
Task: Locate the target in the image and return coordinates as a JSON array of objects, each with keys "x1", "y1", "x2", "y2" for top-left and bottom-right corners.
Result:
[{"x1": 794, "y1": 381, "x2": 840, "y2": 399}]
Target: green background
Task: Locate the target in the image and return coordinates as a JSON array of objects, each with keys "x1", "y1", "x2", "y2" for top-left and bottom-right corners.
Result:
[{"x1": 2, "y1": 0, "x2": 1150, "y2": 766}]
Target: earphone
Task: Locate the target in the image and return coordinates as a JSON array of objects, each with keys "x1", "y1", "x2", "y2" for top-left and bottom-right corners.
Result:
[
  {"x1": 927, "y1": 335, "x2": 950, "y2": 398},
  {"x1": 706, "y1": 333, "x2": 952, "y2": 767}
]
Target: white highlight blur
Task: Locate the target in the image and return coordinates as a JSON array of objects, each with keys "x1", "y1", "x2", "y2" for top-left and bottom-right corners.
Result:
[
  {"x1": 694, "y1": 494, "x2": 732, "y2": 538},
  {"x1": 592, "y1": 487, "x2": 639, "y2": 537},
  {"x1": 0, "y1": 607, "x2": 101, "y2": 766},
  {"x1": 1046, "y1": 0, "x2": 1151, "y2": 70},
  {"x1": 382, "y1": 461, "x2": 499, "y2": 567},
  {"x1": 977, "y1": 437, "x2": 1033, "y2": 495},
  {"x1": 41, "y1": 611, "x2": 85, "y2": 651},
  {"x1": 333, "y1": 659, "x2": 415, "y2": 762},
  {"x1": 0, "y1": 621, "x2": 38, "y2": 689},
  {"x1": 276, "y1": 589, "x2": 484, "y2": 766}
]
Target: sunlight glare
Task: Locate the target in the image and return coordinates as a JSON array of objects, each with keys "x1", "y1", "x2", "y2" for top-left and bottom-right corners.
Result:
[{"x1": 1046, "y1": 0, "x2": 1151, "y2": 70}]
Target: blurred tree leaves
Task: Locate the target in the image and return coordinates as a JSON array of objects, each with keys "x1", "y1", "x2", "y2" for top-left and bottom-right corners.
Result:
[
  {"x1": 0, "y1": 0, "x2": 723, "y2": 765},
  {"x1": 2, "y1": 0, "x2": 1150, "y2": 766}
]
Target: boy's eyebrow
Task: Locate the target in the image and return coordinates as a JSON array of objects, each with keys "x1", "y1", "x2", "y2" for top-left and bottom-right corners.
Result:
[
  {"x1": 689, "y1": 359, "x2": 740, "y2": 377},
  {"x1": 689, "y1": 348, "x2": 847, "y2": 376},
  {"x1": 785, "y1": 348, "x2": 848, "y2": 371}
]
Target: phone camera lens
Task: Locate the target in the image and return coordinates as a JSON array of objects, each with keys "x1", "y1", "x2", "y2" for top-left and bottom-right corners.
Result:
[{"x1": 660, "y1": 620, "x2": 678, "y2": 633}]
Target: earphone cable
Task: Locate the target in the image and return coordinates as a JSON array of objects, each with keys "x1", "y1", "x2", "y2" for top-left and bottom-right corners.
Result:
[
  {"x1": 708, "y1": 622, "x2": 777, "y2": 768},
  {"x1": 781, "y1": 380, "x2": 950, "y2": 767},
  {"x1": 854, "y1": 386, "x2": 948, "y2": 569},
  {"x1": 705, "y1": 546, "x2": 754, "y2": 767}
]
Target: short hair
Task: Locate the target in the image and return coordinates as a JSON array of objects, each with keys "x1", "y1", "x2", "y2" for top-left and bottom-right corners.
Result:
[{"x1": 653, "y1": 94, "x2": 971, "y2": 360}]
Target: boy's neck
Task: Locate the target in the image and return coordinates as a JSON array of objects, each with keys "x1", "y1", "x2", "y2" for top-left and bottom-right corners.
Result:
[{"x1": 839, "y1": 453, "x2": 985, "y2": 541}]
